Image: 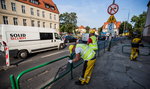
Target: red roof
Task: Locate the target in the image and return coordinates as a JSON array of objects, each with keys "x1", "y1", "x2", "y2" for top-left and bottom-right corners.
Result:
[
  {"x1": 103, "y1": 22, "x2": 121, "y2": 29},
  {"x1": 16, "y1": 0, "x2": 59, "y2": 14},
  {"x1": 78, "y1": 25, "x2": 85, "y2": 29}
]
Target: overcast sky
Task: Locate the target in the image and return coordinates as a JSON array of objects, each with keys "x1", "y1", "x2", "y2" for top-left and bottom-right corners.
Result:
[{"x1": 53, "y1": 0, "x2": 149, "y2": 28}]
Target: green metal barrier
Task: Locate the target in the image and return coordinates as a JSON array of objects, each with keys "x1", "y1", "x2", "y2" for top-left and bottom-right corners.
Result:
[
  {"x1": 122, "y1": 44, "x2": 150, "y2": 56},
  {"x1": 9, "y1": 55, "x2": 84, "y2": 89}
]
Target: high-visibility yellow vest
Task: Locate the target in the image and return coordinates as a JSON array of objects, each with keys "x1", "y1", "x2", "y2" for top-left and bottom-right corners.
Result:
[
  {"x1": 76, "y1": 44, "x2": 95, "y2": 61},
  {"x1": 89, "y1": 36, "x2": 98, "y2": 50}
]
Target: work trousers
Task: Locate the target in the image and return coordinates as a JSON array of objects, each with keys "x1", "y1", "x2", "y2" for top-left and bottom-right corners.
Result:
[
  {"x1": 79, "y1": 58, "x2": 96, "y2": 84},
  {"x1": 130, "y1": 47, "x2": 139, "y2": 60}
]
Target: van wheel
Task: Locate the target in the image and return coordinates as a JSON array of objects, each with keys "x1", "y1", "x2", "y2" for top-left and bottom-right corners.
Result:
[
  {"x1": 59, "y1": 44, "x2": 64, "y2": 50},
  {"x1": 18, "y1": 50, "x2": 28, "y2": 59}
]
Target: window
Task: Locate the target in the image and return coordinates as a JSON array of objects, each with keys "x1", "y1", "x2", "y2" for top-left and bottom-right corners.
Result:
[
  {"x1": 30, "y1": 8, "x2": 34, "y2": 15},
  {"x1": 1, "y1": 0, "x2": 6, "y2": 9},
  {"x1": 50, "y1": 23, "x2": 52, "y2": 28},
  {"x1": 42, "y1": 11, "x2": 45, "y2": 18},
  {"x1": 29, "y1": 0, "x2": 39, "y2": 5},
  {"x1": 50, "y1": 6, "x2": 55, "y2": 10},
  {"x1": 43, "y1": 22, "x2": 45, "y2": 28},
  {"x1": 31, "y1": 20, "x2": 34, "y2": 27},
  {"x1": 11, "y1": 2, "x2": 16, "y2": 11},
  {"x1": 54, "y1": 24, "x2": 56, "y2": 29},
  {"x1": 54, "y1": 15, "x2": 56, "y2": 20},
  {"x1": 40, "y1": 33, "x2": 53, "y2": 40},
  {"x1": 21, "y1": 5, "x2": 25, "y2": 13},
  {"x1": 49, "y1": 13, "x2": 52, "y2": 19},
  {"x1": 45, "y1": 4, "x2": 50, "y2": 8},
  {"x1": 13, "y1": 18, "x2": 18, "y2": 25},
  {"x1": 54, "y1": 33, "x2": 60, "y2": 39},
  {"x1": 23, "y1": 19, "x2": 27, "y2": 26},
  {"x1": 3, "y1": 16, "x2": 8, "y2": 24},
  {"x1": 37, "y1": 21, "x2": 40, "y2": 27},
  {"x1": 37, "y1": 10, "x2": 39, "y2": 16}
]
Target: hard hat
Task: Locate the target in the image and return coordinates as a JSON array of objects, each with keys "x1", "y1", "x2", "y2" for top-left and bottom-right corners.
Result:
[
  {"x1": 69, "y1": 45, "x2": 75, "y2": 53},
  {"x1": 90, "y1": 30, "x2": 95, "y2": 34}
]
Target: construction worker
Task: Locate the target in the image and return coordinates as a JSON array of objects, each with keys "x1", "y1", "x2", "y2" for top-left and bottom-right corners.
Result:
[
  {"x1": 68, "y1": 44, "x2": 96, "y2": 85},
  {"x1": 87, "y1": 30, "x2": 98, "y2": 51},
  {"x1": 130, "y1": 32, "x2": 143, "y2": 61}
]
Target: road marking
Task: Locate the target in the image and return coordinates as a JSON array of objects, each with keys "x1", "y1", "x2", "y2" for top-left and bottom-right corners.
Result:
[{"x1": 41, "y1": 50, "x2": 69, "y2": 58}]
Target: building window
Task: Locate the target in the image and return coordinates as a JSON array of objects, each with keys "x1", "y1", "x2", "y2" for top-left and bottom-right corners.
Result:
[
  {"x1": 3, "y1": 16, "x2": 8, "y2": 24},
  {"x1": 50, "y1": 6, "x2": 55, "y2": 10},
  {"x1": 54, "y1": 24, "x2": 56, "y2": 29},
  {"x1": 11, "y1": 2, "x2": 16, "y2": 11},
  {"x1": 42, "y1": 11, "x2": 45, "y2": 18},
  {"x1": 30, "y1": 8, "x2": 34, "y2": 15},
  {"x1": 43, "y1": 22, "x2": 45, "y2": 28},
  {"x1": 54, "y1": 15, "x2": 56, "y2": 20},
  {"x1": 29, "y1": 0, "x2": 39, "y2": 5},
  {"x1": 23, "y1": 19, "x2": 27, "y2": 26},
  {"x1": 37, "y1": 10, "x2": 40, "y2": 16},
  {"x1": 45, "y1": 4, "x2": 50, "y2": 8},
  {"x1": 13, "y1": 18, "x2": 18, "y2": 25},
  {"x1": 37, "y1": 21, "x2": 40, "y2": 27},
  {"x1": 21, "y1": 5, "x2": 25, "y2": 13},
  {"x1": 50, "y1": 13, "x2": 52, "y2": 19},
  {"x1": 31, "y1": 20, "x2": 34, "y2": 27},
  {"x1": 1, "y1": 0, "x2": 6, "y2": 9},
  {"x1": 50, "y1": 23, "x2": 52, "y2": 28}
]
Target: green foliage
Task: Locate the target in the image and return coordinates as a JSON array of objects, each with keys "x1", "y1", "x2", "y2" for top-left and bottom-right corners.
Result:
[
  {"x1": 131, "y1": 11, "x2": 146, "y2": 35},
  {"x1": 98, "y1": 26, "x2": 103, "y2": 34},
  {"x1": 59, "y1": 12, "x2": 77, "y2": 33},
  {"x1": 119, "y1": 21, "x2": 132, "y2": 34},
  {"x1": 85, "y1": 26, "x2": 90, "y2": 33}
]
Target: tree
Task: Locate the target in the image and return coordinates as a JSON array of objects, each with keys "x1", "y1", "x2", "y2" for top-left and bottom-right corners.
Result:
[
  {"x1": 131, "y1": 11, "x2": 146, "y2": 35},
  {"x1": 98, "y1": 26, "x2": 103, "y2": 35},
  {"x1": 59, "y1": 12, "x2": 77, "y2": 33},
  {"x1": 119, "y1": 21, "x2": 132, "y2": 34},
  {"x1": 85, "y1": 26, "x2": 90, "y2": 33}
]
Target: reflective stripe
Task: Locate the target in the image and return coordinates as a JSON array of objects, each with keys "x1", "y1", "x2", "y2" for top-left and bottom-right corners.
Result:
[
  {"x1": 87, "y1": 76, "x2": 90, "y2": 78},
  {"x1": 85, "y1": 51, "x2": 95, "y2": 61}
]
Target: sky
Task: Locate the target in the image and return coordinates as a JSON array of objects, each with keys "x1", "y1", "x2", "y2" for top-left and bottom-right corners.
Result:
[{"x1": 53, "y1": 0, "x2": 149, "y2": 29}]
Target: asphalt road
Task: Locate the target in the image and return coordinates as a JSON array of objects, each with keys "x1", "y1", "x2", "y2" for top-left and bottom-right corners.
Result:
[{"x1": 0, "y1": 43, "x2": 72, "y2": 89}]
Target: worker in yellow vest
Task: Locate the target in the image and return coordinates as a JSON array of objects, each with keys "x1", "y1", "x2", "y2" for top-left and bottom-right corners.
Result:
[
  {"x1": 87, "y1": 30, "x2": 98, "y2": 51},
  {"x1": 68, "y1": 44, "x2": 96, "y2": 85},
  {"x1": 130, "y1": 33, "x2": 143, "y2": 61}
]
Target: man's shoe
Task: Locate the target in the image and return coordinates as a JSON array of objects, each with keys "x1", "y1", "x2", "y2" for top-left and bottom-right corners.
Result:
[{"x1": 75, "y1": 80, "x2": 85, "y2": 85}]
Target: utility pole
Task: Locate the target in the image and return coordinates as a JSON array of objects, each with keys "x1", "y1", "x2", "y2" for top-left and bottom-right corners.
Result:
[{"x1": 113, "y1": 0, "x2": 115, "y2": 4}]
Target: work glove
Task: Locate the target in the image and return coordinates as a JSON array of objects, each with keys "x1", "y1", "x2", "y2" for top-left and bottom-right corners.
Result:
[{"x1": 68, "y1": 60, "x2": 73, "y2": 63}]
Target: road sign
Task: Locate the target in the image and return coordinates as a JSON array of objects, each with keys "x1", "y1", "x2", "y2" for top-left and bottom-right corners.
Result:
[
  {"x1": 107, "y1": 4, "x2": 119, "y2": 15},
  {"x1": 107, "y1": 15, "x2": 116, "y2": 23},
  {"x1": 108, "y1": 23, "x2": 114, "y2": 34}
]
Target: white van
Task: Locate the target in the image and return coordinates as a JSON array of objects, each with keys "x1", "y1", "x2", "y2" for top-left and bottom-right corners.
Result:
[{"x1": 0, "y1": 24, "x2": 64, "y2": 59}]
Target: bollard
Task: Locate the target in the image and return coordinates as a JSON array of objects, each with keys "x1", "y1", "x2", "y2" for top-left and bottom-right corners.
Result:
[{"x1": 3, "y1": 41, "x2": 10, "y2": 66}]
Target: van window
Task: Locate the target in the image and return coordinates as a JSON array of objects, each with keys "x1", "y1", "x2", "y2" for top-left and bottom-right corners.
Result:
[
  {"x1": 54, "y1": 33, "x2": 60, "y2": 39},
  {"x1": 40, "y1": 33, "x2": 53, "y2": 40}
]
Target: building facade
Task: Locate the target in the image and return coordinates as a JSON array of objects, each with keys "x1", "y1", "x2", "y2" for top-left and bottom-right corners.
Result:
[
  {"x1": 75, "y1": 25, "x2": 86, "y2": 36},
  {"x1": 102, "y1": 22, "x2": 121, "y2": 36},
  {"x1": 0, "y1": 0, "x2": 60, "y2": 32},
  {"x1": 143, "y1": 1, "x2": 150, "y2": 42}
]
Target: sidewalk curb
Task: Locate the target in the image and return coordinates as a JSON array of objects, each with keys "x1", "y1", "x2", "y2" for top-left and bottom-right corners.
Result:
[{"x1": 0, "y1": 65, "x2": 16, "y2": 71}]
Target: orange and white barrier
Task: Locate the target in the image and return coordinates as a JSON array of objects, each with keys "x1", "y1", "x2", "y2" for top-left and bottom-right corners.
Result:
[{"x1": 3, "y1": 41, "x2": 10, "y2": 66}]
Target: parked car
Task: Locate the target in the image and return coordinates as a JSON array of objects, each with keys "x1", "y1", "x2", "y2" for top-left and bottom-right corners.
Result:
[{"x1": 63, "y1": 35, "x2": 77, "y2": 43}]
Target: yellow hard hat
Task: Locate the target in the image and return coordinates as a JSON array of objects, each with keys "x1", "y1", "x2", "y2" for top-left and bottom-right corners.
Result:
[
  {"x1": 69, "y1": 45, "x2": 75, "y2": 53},
  {"x1": 90, "y1": 30, "x2": 95, "y2": 33}
]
